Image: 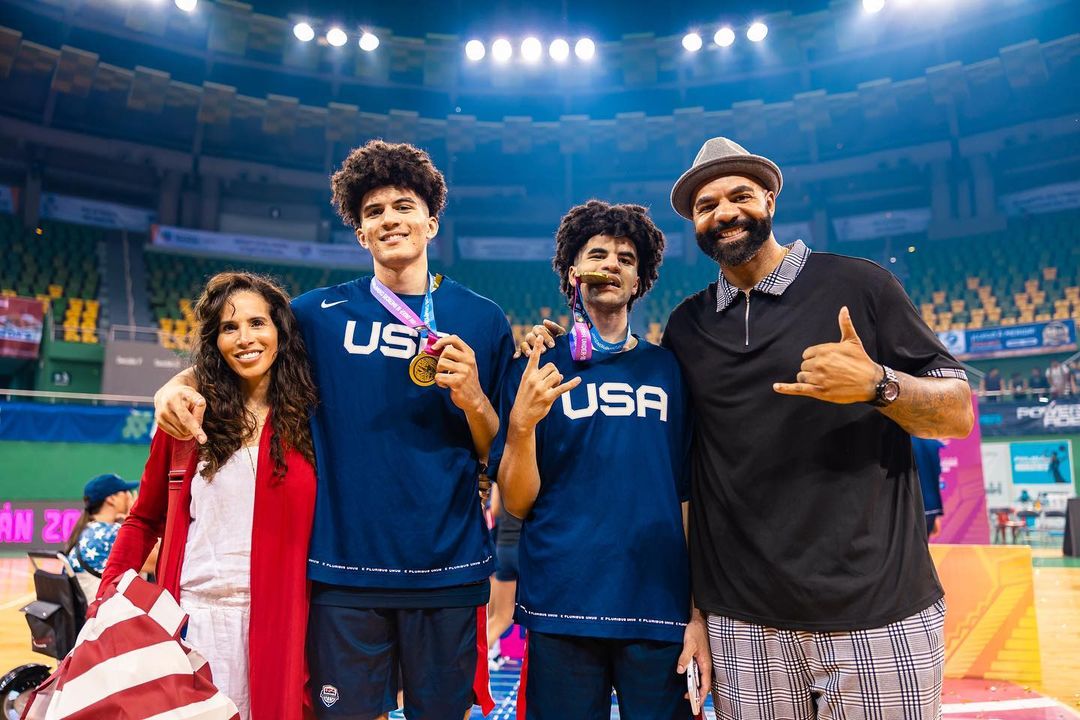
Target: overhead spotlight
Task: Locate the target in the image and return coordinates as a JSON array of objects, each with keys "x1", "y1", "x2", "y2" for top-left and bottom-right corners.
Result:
[
  {"x1": 682, "y1": 33, "x2": 703, "y2": 52},
  {"x1": 747, "y1": 21, "x2": 768, "y2": 42},
  {"x1": 863, "y1": 0, "x2": 886, "y2": 12},
  {"x1": 325, "y1": 28, "x2": 347, "y2": 47},
  {"x1": 574, "y1": 37, "x2": 595, "y2": 61},
  {"x1": 359, "y1": 32, "x2": 379, "y2": 51},
  {"x1": 293, "y1": 22, "x2": 314, "y2": 42},
  {"x1": 549, "y1": 38, "x2": 570, "y2": 62},
  {"x1": 521, "y1": 37, "x2": 542, "y2": 62},
  {"x1": 492, "y1": 38, "x2": 513, "y2": 62},
  {"x1": 465, "y1": 39, "x2": 486, "y2": 61},
  {"x1": 714, "y1": 26, "x2": 736, "y2": 47},
  {"x1": 174, "y1": 0, "x2": 197, "y2": 11}
]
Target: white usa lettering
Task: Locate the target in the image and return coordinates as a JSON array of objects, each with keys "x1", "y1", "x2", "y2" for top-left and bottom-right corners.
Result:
[
  {"x1": 343, "y1": 321, "x2": 418, "y2": 359},
  {"x1": 560, "y1": 382, "x2": 668, "y2": 422}
]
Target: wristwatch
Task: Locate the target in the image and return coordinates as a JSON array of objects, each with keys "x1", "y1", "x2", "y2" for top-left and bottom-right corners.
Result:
[{"x1": 870, "y1": 364, "x2": 901, "y2": 407}]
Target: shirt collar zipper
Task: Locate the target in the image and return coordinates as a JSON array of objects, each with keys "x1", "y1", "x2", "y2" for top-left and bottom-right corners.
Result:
[{"x1": 743, "y1": 290, "x2": 751, "y2": 347}]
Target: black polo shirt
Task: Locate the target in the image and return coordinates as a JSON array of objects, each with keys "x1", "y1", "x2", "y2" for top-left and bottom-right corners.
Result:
[{"x1": 662, "y1": 244, "x2": 967, "y2": 631}]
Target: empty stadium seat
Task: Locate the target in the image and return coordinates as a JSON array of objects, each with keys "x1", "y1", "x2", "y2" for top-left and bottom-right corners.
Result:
[{"x1": 0, "y1": 216, "x2": 104, "y2": 343}]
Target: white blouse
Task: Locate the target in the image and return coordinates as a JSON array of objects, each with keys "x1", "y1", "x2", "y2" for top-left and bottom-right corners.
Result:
[{"x1": 179, "y1": 445, "x2": 258, "y2": 720}]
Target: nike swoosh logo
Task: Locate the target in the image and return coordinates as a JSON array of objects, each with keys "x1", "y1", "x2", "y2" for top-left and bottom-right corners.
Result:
[{"x1": 321, "y1": 299, "x2": 348, "y2": 308}]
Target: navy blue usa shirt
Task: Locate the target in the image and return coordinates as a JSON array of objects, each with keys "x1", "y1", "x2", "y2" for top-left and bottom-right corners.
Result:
[
  {"x1": 503, "y1": 336, "x2": 692, "y2": 642},
  {"x1": 292, "y1": 275, "x2": 514, "y2": 592}
]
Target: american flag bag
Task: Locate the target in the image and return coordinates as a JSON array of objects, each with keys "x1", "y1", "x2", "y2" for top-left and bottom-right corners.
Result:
[{"x1": 22, "y1": 569, "x2": 240, "y2": 720}]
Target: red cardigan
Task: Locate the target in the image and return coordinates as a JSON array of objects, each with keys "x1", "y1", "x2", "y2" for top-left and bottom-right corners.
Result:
[{"x1": 103, "y1": 425, "x2": 316, "y2": 720}]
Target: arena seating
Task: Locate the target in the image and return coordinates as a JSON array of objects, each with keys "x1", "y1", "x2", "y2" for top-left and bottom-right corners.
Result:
[
  {"x1": 0, "y1": 215, "x2": 103, "y2": 343},
  {"x1": 141, "y1": 208, "x2": 1078, "y2": 349},
  {"x1": 905, "y1": 211, "x2": 1080, "y2": 332},
  {"x1": 144, "y1": 250, "x2": 357, "y2": 350}
]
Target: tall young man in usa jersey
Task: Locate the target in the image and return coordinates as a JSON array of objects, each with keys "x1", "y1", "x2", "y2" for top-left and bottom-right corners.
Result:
[
  {"x1": 153, "y1": 141, "x2": 512, "y2": 719},
  {"x1": 498, "y1": 201, "x2": 711, "y2": 719}
]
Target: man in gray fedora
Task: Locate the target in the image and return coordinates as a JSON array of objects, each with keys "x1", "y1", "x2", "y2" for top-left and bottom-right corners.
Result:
[{"x1": 660, "y1": 137, "x2": 974, "y2": 719}]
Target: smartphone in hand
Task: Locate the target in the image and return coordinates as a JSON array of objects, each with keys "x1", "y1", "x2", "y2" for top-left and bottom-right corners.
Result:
[{"x1": 686, "y1": 657, "x2": 702, "y2": 717}]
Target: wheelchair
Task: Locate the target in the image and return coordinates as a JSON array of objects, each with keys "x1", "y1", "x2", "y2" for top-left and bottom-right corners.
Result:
[{"x1": 0, "y1": 551, "x2": 89, "y2": 720}]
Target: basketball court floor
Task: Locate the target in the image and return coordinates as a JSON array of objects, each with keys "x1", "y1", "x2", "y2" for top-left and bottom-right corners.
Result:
[{"x1": 2, "y1": 551, "x2": 1078, "y2": 719}]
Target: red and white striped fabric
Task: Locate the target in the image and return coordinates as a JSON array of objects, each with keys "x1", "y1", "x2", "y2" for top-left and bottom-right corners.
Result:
[{"x1": 22, "y1": 569, "x2": 240, "y2": 720}]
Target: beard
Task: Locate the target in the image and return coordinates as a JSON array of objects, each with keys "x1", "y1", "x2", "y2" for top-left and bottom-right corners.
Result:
[{"x1": 695, "y1": 214, "x2": 772, "y2": 267}]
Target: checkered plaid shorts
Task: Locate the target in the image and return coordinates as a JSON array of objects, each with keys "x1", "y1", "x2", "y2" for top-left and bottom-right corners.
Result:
[{"x1": 707, "y1": 599, "x2": 946, "y2": 720}]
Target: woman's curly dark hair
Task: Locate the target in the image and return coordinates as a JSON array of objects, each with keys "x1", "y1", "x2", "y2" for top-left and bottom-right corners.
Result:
[
  {"x1": 330, "y1": 139, "x2": 447, "y2": 228},
  {"x1": 552, "y1": 200, "x2": 666, "y2": 311},
  {"x1": 191, "y1": 272, "x2": 317, "y2": 483}
]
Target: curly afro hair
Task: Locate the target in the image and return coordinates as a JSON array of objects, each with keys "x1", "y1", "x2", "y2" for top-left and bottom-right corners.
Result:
[
  {"x1": 552, "y1": 200, "x2": 666, "y2": 311},
  {"x1": 331, "y1": 140, "x2": 447, "y2": 228}
]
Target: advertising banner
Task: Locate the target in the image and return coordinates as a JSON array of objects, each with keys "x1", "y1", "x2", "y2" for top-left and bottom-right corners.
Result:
[
  {"x1": 999, "y1": 180, "x2": 1080, "y2": 216},
  {"x1": 931, "y1": 545, "x2": 1041, "y2": 685},
  {"x1": 980, "y1": 442, "x2": 1013, "y2": 508},
  {"x1": 457, "y1": 236, "x2": 553, "y2": 261},
  {"x1": 39, "y1": 192, "x2": 156, "y2": 232},
  {"x1": 0, "y1": 500, "x2": 83, "y2": 550},
  {"x1": 832, "y1": 207, "x2": 930, "y2": 241},
  {"x1": 978, "y1": 399, "x2": 1080, "y2": 436},
  {"x1": 938, "y1": 320, "x2": 1076, "y2": 360},
  {"x1": 152, "y1": 225, "x2": 376, "y2": 269},
  {"x1": 0, "y1": 295, "x2": 45, "y2": 359},
  {"x1": 1008, "y1": 439, "x2": 1073, "y2": 487},
  {"x1": 932, "y1": 398, "x2": 990, "y2": 544},
  {"x1": 0, "y1": 402, "x2": 154, "y2": 444}
]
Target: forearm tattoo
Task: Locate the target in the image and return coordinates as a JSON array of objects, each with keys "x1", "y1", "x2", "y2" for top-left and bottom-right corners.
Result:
[{"x1": 880, "y1": 375, "x2": 973, "y2": 439}]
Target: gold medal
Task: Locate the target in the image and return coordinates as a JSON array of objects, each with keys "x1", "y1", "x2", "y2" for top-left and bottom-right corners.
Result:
[
  {"x1": 578, "y1": 271, "x2": 617, "y2": 286},
  {"x1": 408, "y1": 352, "x2": 439, "y2": 387}
]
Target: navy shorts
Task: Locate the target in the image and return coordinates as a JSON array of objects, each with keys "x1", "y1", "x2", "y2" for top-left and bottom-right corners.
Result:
[
  {"x1": 494, "y1": 543, "x2": 519, "y2": 582},
  {"x1": 308, "y1": 604, "x2": 486, "y2": 719},
  {"x1": 520, "y1": 631, "x2": 691, "y2": 720}
]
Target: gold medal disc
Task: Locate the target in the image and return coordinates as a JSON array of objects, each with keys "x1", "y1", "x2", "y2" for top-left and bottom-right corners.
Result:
[
  {"x1": 409, "y1": 353, "x2": 439, "y2": 387},
  {"x1": 578, "y1": 271, "x2": 617, "y2": 286}
]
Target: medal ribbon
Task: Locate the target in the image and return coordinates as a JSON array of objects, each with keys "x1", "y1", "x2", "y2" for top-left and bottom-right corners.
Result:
[
  {"x1": 370, "y1": 274, "x2": 441, "y2": 355},
  {"x1": 567, "y1": 276, "x2": 630, "y2": 361}
]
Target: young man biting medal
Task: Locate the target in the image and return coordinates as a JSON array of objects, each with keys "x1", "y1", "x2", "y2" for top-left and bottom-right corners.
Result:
[
  {"x1": 498, "y1": 200, "x2": 711, "y2": 719},
  {"x1": 152, "y1": 140, "x2": 512, "y2": 720}
]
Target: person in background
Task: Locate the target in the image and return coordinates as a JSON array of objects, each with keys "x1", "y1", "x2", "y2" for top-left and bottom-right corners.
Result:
[
  {"x1": 1047, "y1": 359, "x2": 1070, "y2": 398},
  {"x1": 1029, "y1": 366, "x2": 1050, "y2": 397},
  {"x1": 1009, "y1": 371, "x2": 1028, "y2": 400},
  {"x1": 65, "y1": 473, "x2": 142, "y2": 598},
  {"x1": 912, "y1": 437, "x2": 946, "y2": 538},
  {"x1": 980, "y1": 367, "x2": 1003, "y2": 403},
  {"x1": 485, "y1": 483, "x2": 520, "y2": 671}
]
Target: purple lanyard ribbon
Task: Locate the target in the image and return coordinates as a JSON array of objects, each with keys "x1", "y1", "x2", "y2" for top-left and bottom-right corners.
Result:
[
  {"x1": 568, "y1": 277, "x2": 630, "y2": 361},
  {"x1": 370, "y1": 274, "x2": 441, "y2": 355},
  {"x1": 568, "y1": 279, "x2": 593, "y2": 361}
]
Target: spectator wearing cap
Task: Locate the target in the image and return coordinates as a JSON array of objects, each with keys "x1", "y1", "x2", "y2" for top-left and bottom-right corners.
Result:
[
  {"x1": 661, "y1": 137, "x2": 974, "y2": 719},
  {"x1": 65, "y1": 473, "x2": 141, "y2": 596}
]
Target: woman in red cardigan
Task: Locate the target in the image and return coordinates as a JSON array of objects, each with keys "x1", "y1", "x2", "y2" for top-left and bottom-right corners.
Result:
[{"x1": 102, "y1": 271, "x2": 318, "y2": 720}]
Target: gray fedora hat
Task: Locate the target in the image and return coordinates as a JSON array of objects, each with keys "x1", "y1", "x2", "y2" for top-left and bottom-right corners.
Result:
[{"x1": 670, "y1": 137, "x2": 783, "y2": 220}]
